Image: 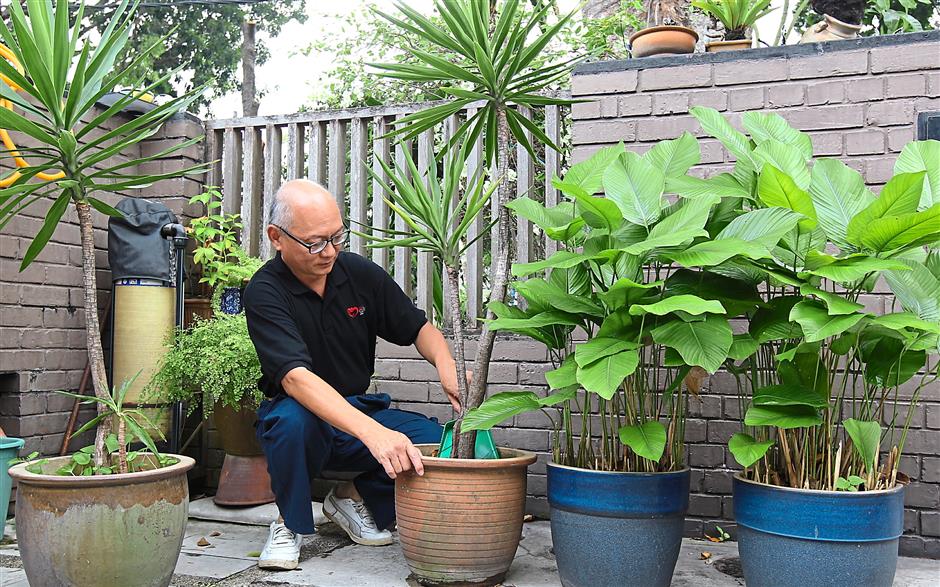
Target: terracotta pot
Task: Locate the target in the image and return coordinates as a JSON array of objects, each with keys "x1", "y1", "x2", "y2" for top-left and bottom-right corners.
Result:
[
  {"x1": 800, "y1": 14, "x2": 862, "y2": 44},
  {"x1": 705, "y1": 39, "x2": 753, "y2": 52},
  {"x1": 396, "y1": 445, "x2": 537, "y2": 586},
  {"x1": 212, "y1": 403, "x2": 275, "y2": 506},
  {"x1": 9, "y1": 455, "x2": 194, "y2": 587},
  {"x1": 629, "y1": 26, "x2": 698, "y2": 58},
  {"x1": 183, "y1": 297, "x2": 212, "y2": 328}
]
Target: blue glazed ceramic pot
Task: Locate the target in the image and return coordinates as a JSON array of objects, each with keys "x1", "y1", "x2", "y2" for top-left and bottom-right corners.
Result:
[
  {"x1": 547, "y1": 463, "x2": 690, "y2": 587},
  {"x1": 734, "y1": 475, "x2": 905, "y2": 587},
  {"x1": 219, "y1": 287, "x2": 243, "y2": 315},
  {"x1": 1, "y1": 437, "x2": 25, "y2": 535}
]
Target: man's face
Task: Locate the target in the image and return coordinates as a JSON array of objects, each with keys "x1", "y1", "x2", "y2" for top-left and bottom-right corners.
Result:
[{"x1": 271, "y1": 197, "x2": 345, "y2": 282}]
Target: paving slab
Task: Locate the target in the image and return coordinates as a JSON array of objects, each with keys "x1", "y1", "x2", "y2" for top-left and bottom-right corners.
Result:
[
  {"x1": 175, "y1": 552, "x2": 256, "y2": 580},
  {"x1": 181, "y1": 519, "x2": 270, "y2": 561},
  {"x1": 0, "y1": 568, "x2": 27, "y2": 587},
  {"x1": 188, "y1": 498, "x2": 327, "y2": 528}
]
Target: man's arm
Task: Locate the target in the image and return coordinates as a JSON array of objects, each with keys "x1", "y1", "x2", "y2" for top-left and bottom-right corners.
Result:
[
  {"x1": 281, "y1": 367, "x2": 424, "y2": 479},
  {"x1": 414, "y1": 322, "x2": 463, "y2": 411}
]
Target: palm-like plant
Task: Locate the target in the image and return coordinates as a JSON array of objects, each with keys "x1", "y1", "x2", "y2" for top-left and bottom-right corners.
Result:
[
  {"x1": 0, "y1": 0, "x2": 206, "y2": 467},
  {"x1": 372, "y1": 0, "x2": 580, "y2": 458},
  {"x1": 692, "y1": 0, "x2": 775, "y2": 40}
]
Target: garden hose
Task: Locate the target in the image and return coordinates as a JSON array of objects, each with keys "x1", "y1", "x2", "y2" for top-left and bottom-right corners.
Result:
[{"x1": 0, "y1": 42, "x2": 64, "y2": 187}]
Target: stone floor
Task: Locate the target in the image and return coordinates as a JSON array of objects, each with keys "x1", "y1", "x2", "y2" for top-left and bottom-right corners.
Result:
[{"x1": 1, "y1": 506, "x2": 938, "y2": 586}]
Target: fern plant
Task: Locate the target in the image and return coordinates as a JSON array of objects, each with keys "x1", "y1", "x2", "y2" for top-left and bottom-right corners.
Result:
[{"x1": 693, "y1": 0, "x2": 775, "y2": 40}]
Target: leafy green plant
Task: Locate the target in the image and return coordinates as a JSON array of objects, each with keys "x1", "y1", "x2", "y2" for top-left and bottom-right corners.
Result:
[
  {"x1": 149, "y1": 313, "x2": 264, "y2": 418},
  {"x1": 0, "y1": 0, "x2": 207, "y2": 468},
  {"x1": 693, "y1": 0, "x2": 776, "y2": 40},
  {"x1": 686, "y1": 106, "x2": 939, "y2": 491},
  {"x1": 576, "y1": 0, "x2": 646, "y2": 60},
  {"x1": 866, "y1": 0, "x2": 937, "y2": 34},
  {"x1": 373, "y1": 0, "x2": 581, "y2": 458},
  {"x1": 188, "y1": 186, "x2": 262, "y2": 290}
]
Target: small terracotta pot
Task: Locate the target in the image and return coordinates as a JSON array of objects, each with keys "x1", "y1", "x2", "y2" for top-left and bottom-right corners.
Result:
[
  {"x1": 629, "y1": 26, "x2": 698, "y2": 58},
  {"x1": 395, "y1": 445, "x2": 536, "y2": 586},
  {"x1": 212, "y1": 403, "x2": 274, "y2": 507},
  {"x1": 705, "y1": 39, "x2": 753, "y2": 52}
]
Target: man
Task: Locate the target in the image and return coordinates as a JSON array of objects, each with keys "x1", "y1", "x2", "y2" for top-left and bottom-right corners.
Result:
[{"x1": 243, "y1": 179, "x2": 462, "y2": 570}]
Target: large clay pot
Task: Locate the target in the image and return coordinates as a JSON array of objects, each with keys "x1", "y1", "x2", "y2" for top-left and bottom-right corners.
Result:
[
  {"x1": 212, "y1": 402, "x2": 275, "y2": 506},
  {"x1": 395, "y1": 445, "x2": 536, "y2": 586},
  {"x1": 800, "y1": 14, "x2": 862, "y2": 44},
  {"x1": 705, "y1": 39, "x2": 753, "y2": 52},
  {"x1": 9, "y1": 454, "x2": 194, "y2": 587},
  {"x1": 629, "y1": 26, "x2": 698, "y2": 58},
  {"x1": 0, "y1": 437, "x2": 24, "y2": 536},
  {"x1": 734, "y1": 475, "x2": 905, "y2": 587}
]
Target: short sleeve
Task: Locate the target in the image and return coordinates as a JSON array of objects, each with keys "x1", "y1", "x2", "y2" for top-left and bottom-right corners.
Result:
[
  {"x1": 376, "y1": 270, "x2": 427, "y2": 346},
  {"x1": 243, "y1": 280, "x2": 313, "y2": 395}
]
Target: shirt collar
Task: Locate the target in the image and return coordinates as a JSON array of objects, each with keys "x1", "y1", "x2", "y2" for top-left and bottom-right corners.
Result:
[{"x1": 273, "y1": 252, "x2": 348, "y2": 297}]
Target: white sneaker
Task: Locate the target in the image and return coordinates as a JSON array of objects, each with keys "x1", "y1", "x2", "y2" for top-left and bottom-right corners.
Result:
[
  {"x1": 322, "y1": 488, "x2": 394, "y2": 546},
  {"x1": 258, "y1": 521, "x2": 303, "y2": 570}
]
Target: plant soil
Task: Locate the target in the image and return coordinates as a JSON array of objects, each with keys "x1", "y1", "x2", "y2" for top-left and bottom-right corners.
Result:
[{"x1": 811, "y1": 0, "x2": 865, "y2": 24}]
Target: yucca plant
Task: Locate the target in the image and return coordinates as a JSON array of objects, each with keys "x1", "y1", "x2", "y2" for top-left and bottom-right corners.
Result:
[
  {"x1": 373, "y1": 0, "x2": 580, "y2": 457},
  {"x1": 0, "y1": 0, "x2": 206, "y2": 468},
  {"x1": 692, "y1": 0, "x2": 775, "y2": 40}
]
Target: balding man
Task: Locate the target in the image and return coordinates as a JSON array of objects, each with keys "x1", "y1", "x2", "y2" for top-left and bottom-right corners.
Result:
[{"x1": 243, "y1": 180, "x2": 461, "y2": 570}]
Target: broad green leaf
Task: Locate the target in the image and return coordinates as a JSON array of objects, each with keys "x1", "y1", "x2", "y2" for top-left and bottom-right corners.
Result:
[
  {"x1": 690, "y1": 106, "x2": 755, "y2": 167},
  {"x1": 742, "y1": 111, "x2": 813, "y2": 160},
  {"x1": 562, "y1": 144, "x2": 623, "y2": 194},
  {"x1": 643, "y1": 132, "x2": 700, "y2": 178},
  {"x1": 665, "y1": 268, "x2": 762, "y2": 318},
  {"x1": 804, "y1": 255, "x2": 910, "y2": 282},
  {"x1": 846, "y1": 171, "x2": 925, "y2": 246},
  {"x1": 843, "y1": 419, "x2": 881, "y2": 476},
  {"x1": 790, "y1": 301, "x2": 866, "y2": 342},
  {"x1": 753, "y1": 140, "x2": 811, "y2": 190},
  {"x1": 859, "y1": 332, "x2": 927, "y2": 387},
  {"x1": 603, "y1": 150, "x2": 664, "y2": 228},
  {"x1": 488, "y1": 310, "x2": 581, "y2": 331},
  {"x1": 618, "y1": 421, "x2": 667, "y2": 462},
  {"x1": 461, "y1": 392, "x2": 540, "y2": 431},
  {"x1": 576, "y1": 349, "x2": 640, "y2": 399},
  {"x1": 574, "y1": 337, "x2": 636, "y2": 367},
  {"x1": 545, "y1": 356, "x2": 578, "y2": 390},
  {"x1": 729, "y1": 433, "x2": 774, "y2": 467},
  {"x1": 799, "y1": 285, "x2": 864, "y2": 315},
  {"x1": 809, "y1": 158, "x2": 874, "y2": 250},
  {"x1": 728, "y1": 334, "x2": 759, "y2": 361},
  {"x1": 894, "y1": 140, "x2": 940, "y2": 209},
  {"x1": 599, "y1": 277, "x2": 661, "y2": 309},
  {"x1": 667, "y1": 238, "x2": 771, "y2": 268},
  {"x1": 644, "y1": 195, "x2": 716, "y2": 240},
  {"x1": 622, "y1": 228, "x2": 707, "y2": 256},
  {"x1": 758, "y1": 165, "x2": 817, "y2": 230},
  {"x1": 506, "y1": 197, "x2": 575, "y2": 231},
  {"x1": 860, "y1": 204, "x2": 940, "y2": 252},
  {"x1": 514, "y1": 278, "x2": 604, "y2": 317},
  {"x1": 651, "y1": 314, "x2": 733, "y2": 373},
  {"x1": 873, "y1": 312, "x2": 940, "y2": 334},
  {"x1": 753, "y1": 383, "x2": 829, "y2": 408},
  {"x1": 750, "y1": 296, "x2": 803, "y2": 342},
  {"x1": 597, "y1": 309, "x2": 635, "y2": 338},
  {"x1": 665, "y1": 173, "x2": 751, "y2": 200},
  {"x1": 716, "y1": 207, "x2": 802, "y2": 248},
  {"x1": 630, "y1": 295, "x2": 725, "y2": 317},
  {"x1": 512, "y1": 249, "x2": 615, "y2": 277},
  {"x1": 744, "y1": 404, "x2": 822, "y2": 429},
  {"x1": 884, "y1": 258, "x2": 940, "y2": 321}
]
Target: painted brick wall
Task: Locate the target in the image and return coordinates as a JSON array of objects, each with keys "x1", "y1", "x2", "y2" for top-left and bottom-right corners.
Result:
[{"x1": 372, "y1": 32, "x2": 940, "y2": 559}]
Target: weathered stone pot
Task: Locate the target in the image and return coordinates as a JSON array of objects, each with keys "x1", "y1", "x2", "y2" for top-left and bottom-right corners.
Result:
[
  {"x1": 9, "y1": 454, "x2": 194, "y2": 587},
  {"x1": 548, "y1": 463, "x2": 690, "y2": 587},
  {"x1": 800, "y1": 14, "x2": 863, "y2": 44},
  {"x1": 734, "y1": 475, "x2": 905, "y2": 587},
  {"x1": 705, "y1": 39, "x2": 752, "y2": 52},
  {"x1": 629, "y1": 26, "x2": 698, "y2": 58},
  {"x1": 213, "y1": 402, "x2": 274, "y2": 506},
  {"x1": 395, "y1": 445, "x2": 536, "y2": 586}
]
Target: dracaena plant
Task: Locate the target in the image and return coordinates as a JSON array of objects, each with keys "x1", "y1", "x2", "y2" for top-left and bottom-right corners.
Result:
[
  {"x1": 685, "y1": 107, "x2": 940, "y2": 490},
  {"x1": 462, "y1": 133, "x2": 765, "y2": 472},
  {"x1": 692, "y1": 0, "x2": 775, "y2": 40},
  {"x1": 0, "y1": 0, "x2": 207, "y2": 469}
]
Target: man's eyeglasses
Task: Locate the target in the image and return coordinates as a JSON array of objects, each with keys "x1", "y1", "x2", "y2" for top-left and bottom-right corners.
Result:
[{"x1": 275, "y1": 225, "x2": 348, "y2": 255}]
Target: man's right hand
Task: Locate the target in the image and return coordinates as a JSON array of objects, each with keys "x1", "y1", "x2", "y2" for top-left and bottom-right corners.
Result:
[{"x1": 361, "y1": 425, "x2": 425, "y2": 479}]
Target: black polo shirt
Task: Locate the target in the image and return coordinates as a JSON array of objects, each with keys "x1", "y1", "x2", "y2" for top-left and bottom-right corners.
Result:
[{"x1": 243, "y1": 251, "x2": 427, "y2": 398}]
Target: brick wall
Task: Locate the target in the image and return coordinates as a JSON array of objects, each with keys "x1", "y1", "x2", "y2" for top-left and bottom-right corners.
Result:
[
  {"x1": 0, "y1": 109, "x2": 204, "y2": 457},
  {"x1": 373, "y1": 31, "x2": 940, "y2": 559}
]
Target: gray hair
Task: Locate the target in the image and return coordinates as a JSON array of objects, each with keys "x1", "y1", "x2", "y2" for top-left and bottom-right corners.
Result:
[{"x1": 267, "y1": 179, "x2": 328, "y2": 230}]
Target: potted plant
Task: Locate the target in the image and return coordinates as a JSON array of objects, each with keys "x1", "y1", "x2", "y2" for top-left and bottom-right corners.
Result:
[
  {"x1": 687, "y1": 107, "x2": 940, "y2": 587},
  {"x1": 629, "y1": 0, "x2": 699, "y2": 58},
  {"x1": 150, "y1": 313, "x2": 272, "y2": 506},
  {"x1": 463, "y1": 133, "x2": 760, "y2": 586},
  {"x1": 800, "y1": 0, "x2": 865, "y2": 43},
  {"x1": 693, "y1": 0, "x2": 775, "y2": 51},
  {"x1": 370, "y1": 2, "x2": 579, "y2": 584},
  {"x1": 0, "y1": 1, "x2": 205, "y2": 585}
]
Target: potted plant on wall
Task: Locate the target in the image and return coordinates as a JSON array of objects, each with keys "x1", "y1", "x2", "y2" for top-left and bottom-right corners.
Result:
[
  {"x1": 630, "y1": 0, "x2": 699, "y2": 57},
  {"x1": 150, "y1": 313, "x2": 272, "y2": 506},
  {"x1": 687, "y1": 108, "x2": 940, "y2": 587},
  {"x1": 369, "y1": 1, "x2": 578, "y2": 584},
  {"x1": 800, "y1": 0, "x2": 865, "y2": 43},
  {"x1": 692, "y1": 0, "x2": 775, "y2": 51},
  {"x1": 463, "y1": 134, "x2": 765, "y2": 587},
  {"x1": 0, "y1": 1, "x2": 206, "y2": 585}
]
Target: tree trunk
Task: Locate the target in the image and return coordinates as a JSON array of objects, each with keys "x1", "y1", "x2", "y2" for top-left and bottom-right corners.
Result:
[
  {"x1": 582, "y1": 0, "x2": 622, "y2": 20},
  {"x1": 76, "y1": 200, "x2": 112, "y2": 468},
  {"x1": 647, "y1": 0, "x2": 691, "y2": 27},
  {"x1": 459, "y1": 105, "x2": 512, "y2": 458},
  {"x1": 445, "y1": 265, "x2": 471, "y2": 459},
  {"x1": 241, "y1": 19, "x2": 259, "y2": 117}
]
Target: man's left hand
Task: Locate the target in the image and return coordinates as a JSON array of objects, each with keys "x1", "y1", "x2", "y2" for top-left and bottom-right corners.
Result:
[{"x1": 438, "y1": 361, "x2": 471, "y2": 412}]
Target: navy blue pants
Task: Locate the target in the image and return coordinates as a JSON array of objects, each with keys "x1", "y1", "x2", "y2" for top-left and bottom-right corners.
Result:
[{"x1": 255, "y1": 392, "x2": 443, "y2": 534}]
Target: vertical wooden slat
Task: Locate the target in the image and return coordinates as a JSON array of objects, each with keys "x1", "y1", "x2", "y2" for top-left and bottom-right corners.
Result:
[
  {"x1": 371, "y1": 116, "x2": 391, "y2": 269},
  {"x1": 241, "y1": 126, "x2": 263, "y2": 256},
  {"x1": 286, "y1": 123, "x2": 305, "y2": 180},
  {"x1": 464, "y1": 108, "x2": 484, "y2": 326},
  {"x1": 308, "y1": 121, "x2": 327, "y2": 185},
  {"x1": 393, "y1": 127, "x2": 413, "y2": 296},
  {"x1": 349, "y1": 118, "x2": 369, "y2": 256},
  {"x1": 544, "y1": 105, "x2": 561, "y2": 258},
  {"x1": 207, "y1": 128, "x2": 223, "y2": 189},
  {"x1": 515, "y1": 106, "x2": 534, "y2": 267},
  {"x1": 416, "y1": 129, "x2": 434, "y2": 320},
  {"x1": 328, "y1": 119, "x2": 347, "y2": 217},
  {"x1": 221, "y1": 128, "x2": 243, "y2": 217},
  {"x1": 260, "y1": 124, "x2": 282, "y2": 259}
]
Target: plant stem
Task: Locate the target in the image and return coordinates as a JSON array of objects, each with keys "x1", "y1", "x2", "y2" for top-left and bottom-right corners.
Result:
[
  {"x1": 446, "y1": 265, "x2": 470, "y2": 459},
  {"x1": 76, "y1": 199, "x2": 112, "y2": 468},
  {"x1": 117, "y1": 418, "x2": 128, "y2": 474}
]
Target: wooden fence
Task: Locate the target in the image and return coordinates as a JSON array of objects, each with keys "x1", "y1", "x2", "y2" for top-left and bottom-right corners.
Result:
[{"x1": 204, "y1": 99, "x2": 568, "y2": 326}]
